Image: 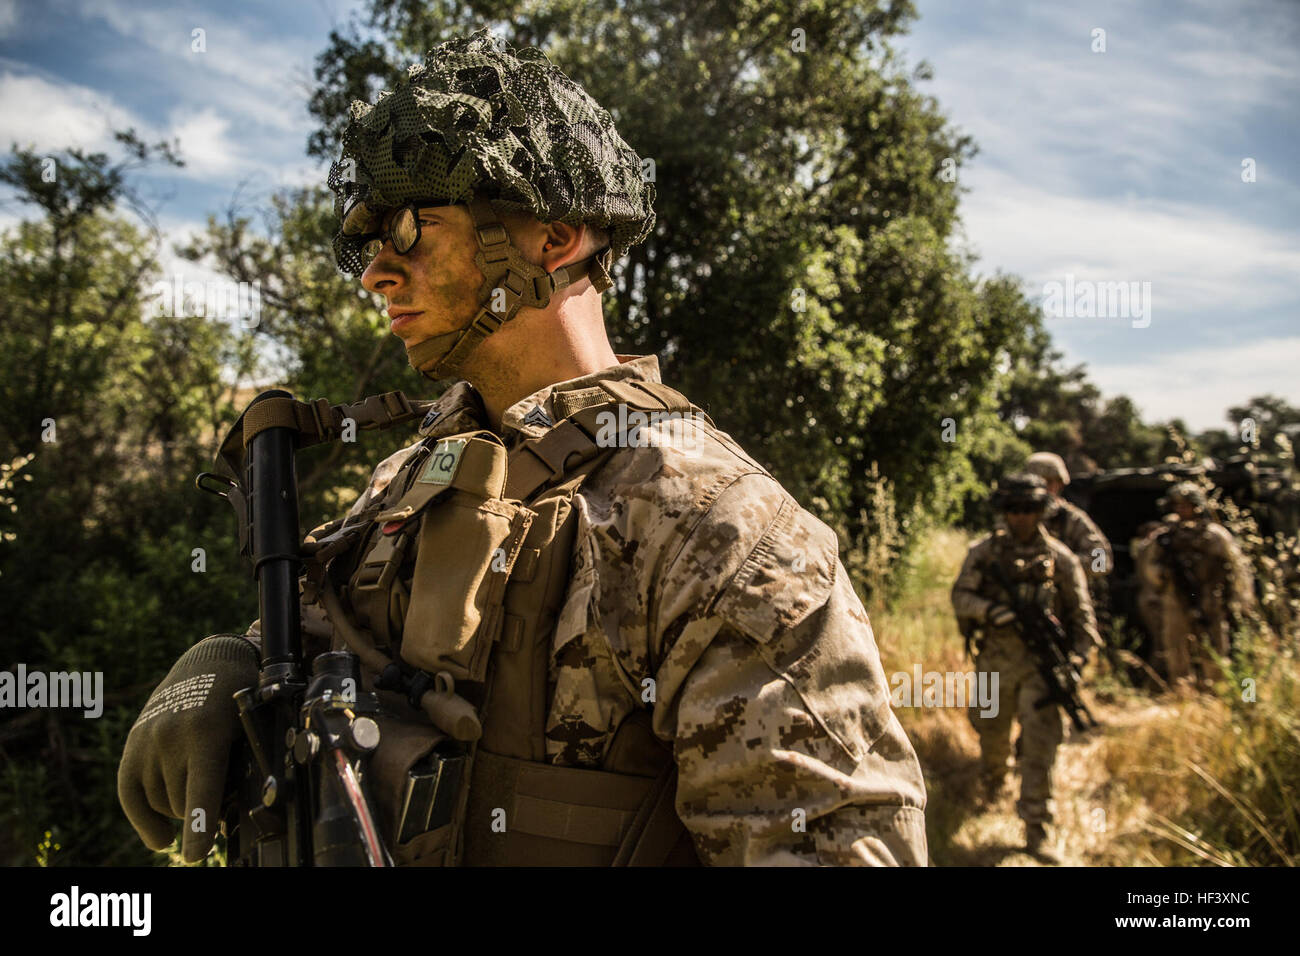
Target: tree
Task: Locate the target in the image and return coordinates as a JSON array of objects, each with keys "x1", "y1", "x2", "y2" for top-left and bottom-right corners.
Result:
[
  {"x1": 1200, "y1": 395, "x2": 1300, "y2": 466},
  {"x1": 0, "y1": 138, "x2": 256, "y2": 865},
  {"x1": 994, "y1": 299, "x2": 1167, "y2": 477}
]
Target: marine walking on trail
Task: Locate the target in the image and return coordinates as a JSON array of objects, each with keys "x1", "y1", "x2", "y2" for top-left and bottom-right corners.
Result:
[{"x1": 952, "y1": 472, "x2": 1100, "y2": 860}]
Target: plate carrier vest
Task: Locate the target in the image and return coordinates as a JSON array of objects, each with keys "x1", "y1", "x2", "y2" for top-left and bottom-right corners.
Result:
[{"x1": 219, "y1": 377, "x2": 711, "y2": 866}]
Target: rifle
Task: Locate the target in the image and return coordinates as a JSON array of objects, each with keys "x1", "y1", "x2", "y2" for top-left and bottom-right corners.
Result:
[
  {"x1": 957, "y1": 616, "x2": 977, "y2": 661},
  {"x1": 197, "y1": 389, "x2": 391, "y2": 866},
  {"x1": 986, "y1": 560, "x2": 1098, "y2": 733}
]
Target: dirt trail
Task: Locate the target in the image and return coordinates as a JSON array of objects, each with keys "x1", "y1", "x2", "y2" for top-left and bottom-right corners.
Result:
[
  {"x1": 910, "y1": 692, "x2": 1183, "y2": 866},
  {"x1": 875, "y1": 528, "x2": 1227, "y2": 866}
]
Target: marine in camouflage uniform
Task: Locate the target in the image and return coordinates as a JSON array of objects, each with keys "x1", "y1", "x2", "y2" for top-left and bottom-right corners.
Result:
[
  {"x1": 1023, "y1": 452, "x2": 1113, "y2": 652},
  {"x1": 117, "y1": 29, "x2": 926, "y2": 867},
  {"x1": 1023, "y1": 453, "x2": 1113, "y2": 579},
  {"x1": 1133, "y1": 483, "x2": 1254, "y2": 689},
  {"x1": 952, "y1": 473, "x2": 1099, "y2": 856}
]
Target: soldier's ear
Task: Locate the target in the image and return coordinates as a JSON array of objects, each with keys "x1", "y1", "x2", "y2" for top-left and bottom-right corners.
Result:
[{"x1": 543, "y1": 220, "x2": 581, "y2": 250}]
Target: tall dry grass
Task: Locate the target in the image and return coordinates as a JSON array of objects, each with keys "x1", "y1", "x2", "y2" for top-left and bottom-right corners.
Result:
[
  {"x1": 866, "y1": 527, "x2": 985, "y2": 863},
  {"x1": 1102, "y1": 631, "x2": 1299, "y2": 866}
]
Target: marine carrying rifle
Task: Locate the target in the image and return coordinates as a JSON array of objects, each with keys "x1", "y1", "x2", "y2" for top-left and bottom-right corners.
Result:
[
  {"x1": 986, "y1": 561, "x2": 1098, "y2": 733},
  {"x1": 197, "y1": 389, "x2": 391, "y2": 866}
]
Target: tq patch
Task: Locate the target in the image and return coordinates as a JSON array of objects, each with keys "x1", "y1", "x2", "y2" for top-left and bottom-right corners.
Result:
[{"x1": 416, "y1": 438, "x2": 467, "y2": 487}]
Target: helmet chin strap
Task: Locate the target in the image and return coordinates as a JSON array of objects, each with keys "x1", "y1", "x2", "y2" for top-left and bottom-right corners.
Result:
[{"x1": 405, "y1": 196, "x2": 614, "y2": 384}]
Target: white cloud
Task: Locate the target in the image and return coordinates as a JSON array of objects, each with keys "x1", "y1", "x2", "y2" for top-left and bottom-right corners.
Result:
[
  {"x1": 0, "y1": 65, "x2": 317, "y2": 191},
  {"x1": 1088, "y1": 335, "x2": 1300, "y2": 432},
  {"x1": 0, "y1": 70, "x2": 155, "y2": 153},
  {"x1": 964, "y1": 169, "x2": 1300, "y2": 320},
  {"x1": 167, "y1": 106, "x2": 240, "y2": 177},
  {"x1": 901, "y1": 0, "x2": 1300, "y2": 431},
  {"x1": 77, "y1": 0, "x2": 313, "y2": 132},
  {"x1": 911, "y1": 0, "x2": 1300, "y2": 198}
]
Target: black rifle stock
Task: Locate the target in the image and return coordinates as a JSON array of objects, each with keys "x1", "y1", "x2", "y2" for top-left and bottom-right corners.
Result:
[
  {"x1": 987, "y1": 561, "x2": 1098, "y2": 733},
  {"x1": 200, "y1": 388, "x2": 391, "y2": 867}
]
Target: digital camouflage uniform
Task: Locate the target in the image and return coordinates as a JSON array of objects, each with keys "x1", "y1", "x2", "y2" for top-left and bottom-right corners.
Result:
[
  {"x1": 1044, "y1": 498, "x2": 1114, "y2": 651},
  {"x1": 1019, "y1": 453, "x2": 1114, "y2": 646},
  {"x1": 951, "y1": 526, "x2": 1099, "y2": 826},
  {"x1": 120, "y1": 27, "x2": 927, "y2": 869},
  {"x1": 1042, "y1": 499, "x2": 1112, "y2": 581},
  {"x1": 309, "y1": 354, "x2": 929, "y2": 865},
  {"x1": 1134, "y1": 512, "x2": 1252, "y2": 687}
]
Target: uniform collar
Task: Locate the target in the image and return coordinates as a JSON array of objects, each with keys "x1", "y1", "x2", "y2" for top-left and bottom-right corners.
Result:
[
  {"x1": 416, "y1": 354, "x2": 663, "y2": 444},
  {"x1": 499, "y1": 354, "x2": 662, "y2": 442},
  {"x1": 415, "y1": 380, "x2": 489, "y2": 440}
]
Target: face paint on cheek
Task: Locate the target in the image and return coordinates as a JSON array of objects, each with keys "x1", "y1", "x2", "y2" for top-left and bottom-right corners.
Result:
[{"x1": 406, "y1": 235, "x2": 477, "y2": 331}]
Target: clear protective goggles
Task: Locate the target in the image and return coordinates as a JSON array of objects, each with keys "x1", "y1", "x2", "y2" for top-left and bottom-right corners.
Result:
[{"x1": 341, "y1": 198, "x2": 441, "y2": 261}]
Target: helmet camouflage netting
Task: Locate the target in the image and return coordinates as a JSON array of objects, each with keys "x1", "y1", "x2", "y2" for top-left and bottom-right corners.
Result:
[{"x1": 327, "y1": 28, "x2": 656, "y2": 276}]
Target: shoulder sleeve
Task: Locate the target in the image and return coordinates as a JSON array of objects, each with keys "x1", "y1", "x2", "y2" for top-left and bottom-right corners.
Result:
[
  {"x1": 649, "y1": 473, "x2": 928, "y2": 866},
  {"x1": 951, "y1": 537, "x2": 994, "y2": 623},
  {"x1": 1068, "y1": 506, "x2": 1113, "y2": 576},
  {"x1": 1051, "y1": 541, "x2": 1100, "y2": 651},
  {"x1": 1209, "y1": 523, "x2": 1255, "y2": 608}
]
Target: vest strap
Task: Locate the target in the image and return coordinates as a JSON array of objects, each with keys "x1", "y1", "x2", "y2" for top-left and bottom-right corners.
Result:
[
  {"x1": 597, "y1": 378, "x2": 696, "y2": 414},
  {"x1": 551, "y1": 386, "x2": 608, "y2": 421},
  {"x1": 611, "y1": 760, "x2": 687, "y2": 866},
  {"x1": 218, "y1": 389, "x2": 430, "y2": 480},
  {"x1": 506, "y1": 421, "x2": 601, "y2": 501},
  {"x1": 504, "y1": 380, "x2": 707, "y2": 502}
]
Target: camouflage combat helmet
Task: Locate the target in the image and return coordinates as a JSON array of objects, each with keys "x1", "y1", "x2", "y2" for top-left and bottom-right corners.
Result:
[
  {"x1": 991, "y1": 472, "x2": 1051, "y2": 512},
  {"x1": 1024, "y1": 451, "x2": 1070, "y2": 487},
  {"x1": 326, "y1": 28, "x2": 656, "y2": 382},
  {"x1": 1161, "y1": 481, "x2": 1207, "y2": 512}
]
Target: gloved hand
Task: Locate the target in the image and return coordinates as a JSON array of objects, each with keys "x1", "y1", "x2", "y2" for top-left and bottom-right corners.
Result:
[
  {"x1": 117, "y1": 634, "x2": 259, "y2": 862},
  {"x1": 986, "y1": 604, "x2": 1017, "y2": 628}
]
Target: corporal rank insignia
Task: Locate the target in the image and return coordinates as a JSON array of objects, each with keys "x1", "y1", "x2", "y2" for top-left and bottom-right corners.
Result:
[
  {"x1": 522, "y1": 405, "x2": 552, "y2": 429},
  {"x1": 418, "y1": 407, "x2": 443, "y2": 435}
]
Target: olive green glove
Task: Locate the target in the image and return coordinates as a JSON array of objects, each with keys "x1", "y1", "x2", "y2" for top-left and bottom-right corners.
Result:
[{"x1": 117, "y1": 634, "x2": 259, "y2": 863}]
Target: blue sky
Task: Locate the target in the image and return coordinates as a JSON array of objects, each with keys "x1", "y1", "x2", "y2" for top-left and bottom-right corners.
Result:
[
  {"x1": 896, "y1": 0, "x2": 1300, "y2": 432},
  {"x1": 1, "y1": 0, "x2": 1296, "y2": 432}
]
